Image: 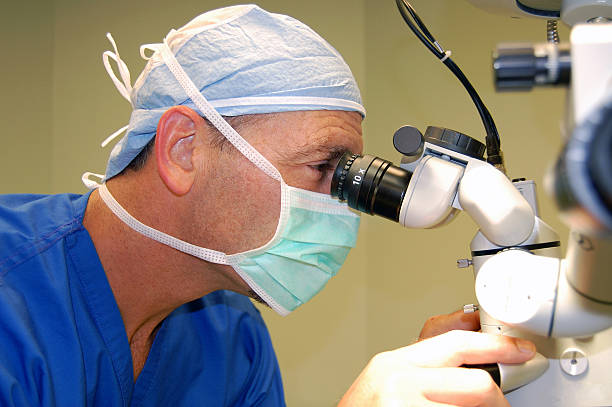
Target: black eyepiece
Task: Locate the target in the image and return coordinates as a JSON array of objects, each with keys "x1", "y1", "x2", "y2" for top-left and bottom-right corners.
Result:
[{"x1": 331, "y1": 152, "x2": 412, "y2": 222}]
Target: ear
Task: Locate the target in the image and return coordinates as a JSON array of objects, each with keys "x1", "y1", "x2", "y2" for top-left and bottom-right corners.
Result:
[{"x1": 155, "y1": 106, "x2": 203, "y2": 196}]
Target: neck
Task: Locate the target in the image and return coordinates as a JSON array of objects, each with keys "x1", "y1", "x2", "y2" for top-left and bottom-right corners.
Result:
[{"x1": 82, "y1": 178, "x2": 241, "y2": 378}]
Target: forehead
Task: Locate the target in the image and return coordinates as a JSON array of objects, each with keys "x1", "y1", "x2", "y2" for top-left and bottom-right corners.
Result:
[{"x1": 252, "y1": 110, "x2": 363, "y2": 161}]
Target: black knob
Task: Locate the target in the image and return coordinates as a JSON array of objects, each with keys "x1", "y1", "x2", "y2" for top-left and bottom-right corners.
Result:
[
  {"x1": 424, "y1": 126, "x2": 486, "y2": 160},
  {"x1": 393, "y1": 126, "x2": 424, "y2": 157}
]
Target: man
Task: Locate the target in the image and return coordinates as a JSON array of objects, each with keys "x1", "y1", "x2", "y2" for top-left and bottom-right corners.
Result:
[{"x1": 0, "y1": 5, "x2": 535, "y2": 406}]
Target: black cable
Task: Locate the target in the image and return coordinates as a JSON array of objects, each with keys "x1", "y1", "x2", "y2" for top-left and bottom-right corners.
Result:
[
  {"x1": 396, "y1": 0, "x2": 498, "y2": 145},
  {"x1": 404, "y1": 3, "x2": 437, "y2": 45},
  {"x1": 396, "y1": 0, "x2": 442, "y2": 57},
  {"x1": 396, "y1": 0, "x2": 499, "y2": 145},
  {"x1": 395, "y1": 0, "x2": 503, "y2": 164},
  {"x1": 397, "y1": 0, "x2": 500, "y2": 149}
]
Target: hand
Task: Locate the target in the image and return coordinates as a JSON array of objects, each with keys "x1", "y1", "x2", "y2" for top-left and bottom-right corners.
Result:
[
  {"x1": 338, "y1": 330, "x2": 536, "y2": 407},
  {"x1": 419, "y1": 309, "x2": 480, "y2": 341}
]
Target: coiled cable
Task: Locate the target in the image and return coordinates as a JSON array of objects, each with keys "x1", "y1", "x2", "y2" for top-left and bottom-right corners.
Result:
[{"x1": 547, "y1": 20, "x2": 560, "y2": 44}]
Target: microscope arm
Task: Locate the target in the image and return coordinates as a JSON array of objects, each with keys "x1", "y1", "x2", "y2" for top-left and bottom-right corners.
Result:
[
  {"x1": 457, "y1": 162, "x2": 535, "y2": 247},
  {"x1": 397, "y1": 141, "x2": 536, "y2": 247}
]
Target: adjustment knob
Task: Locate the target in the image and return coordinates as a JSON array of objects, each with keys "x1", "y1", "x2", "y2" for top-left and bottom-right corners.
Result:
[
  {"x1": 424, "y1": 126, "x2": 486, "y2": 160},
  {"x1": 393, "y1": 126, "x2": 424, "y2": 157}
]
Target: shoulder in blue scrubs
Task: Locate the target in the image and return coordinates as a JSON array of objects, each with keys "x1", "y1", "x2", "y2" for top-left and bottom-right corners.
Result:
[{"x1": 0, "y1": 192, "x2": 285, "y2": 406}]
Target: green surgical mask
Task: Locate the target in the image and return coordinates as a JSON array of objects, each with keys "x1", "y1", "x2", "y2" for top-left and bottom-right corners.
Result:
[{"x1": 221, "y1": 183, "x2": 360, "y2": 314}]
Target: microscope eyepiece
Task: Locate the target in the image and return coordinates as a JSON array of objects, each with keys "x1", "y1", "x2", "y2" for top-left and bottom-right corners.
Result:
[
  {"x1": 331, "y1": 127, "x2": 483, "y2": 225},
  {"x1": 331, "y1": 152, "x2": 412, "y2": 222}
]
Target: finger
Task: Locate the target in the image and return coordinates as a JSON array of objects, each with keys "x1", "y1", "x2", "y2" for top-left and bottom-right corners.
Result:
[
  {"x1": 419, "y1": 400, "x2": 462, "y2": 407},
  {"x1": 383, "y1": 398, "x2": 460, "y2": 407},
  {"x1": 419, "y1": 310, "x2": 480, "y2": 340},
  {"x1": 401, "y1": 331, "x2": 536, "y2": 367},
  {"x1": 421, "y1": 367, "x2": 509, "y2": 407}
]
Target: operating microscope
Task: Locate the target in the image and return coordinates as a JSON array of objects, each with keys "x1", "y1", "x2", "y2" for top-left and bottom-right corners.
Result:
[{"x1": 331, "y1": 1, "x2": 612, "y2": 405}]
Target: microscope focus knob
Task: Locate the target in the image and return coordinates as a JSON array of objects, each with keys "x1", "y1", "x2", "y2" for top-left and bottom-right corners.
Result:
[
  {"x1": 393, "y1": 126, "x2": 424, "y2": 157},
  {"x1": 424, "y1": 127, "x2": 486, "y2": 160}
]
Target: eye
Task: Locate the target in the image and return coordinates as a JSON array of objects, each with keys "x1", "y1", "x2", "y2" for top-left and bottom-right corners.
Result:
[
  {"x1": 303, "y1": 150, "x2": 347, "y2": 184},
  {"x1": 308, "y1": 161, "x2": 335, "y2": 173}
]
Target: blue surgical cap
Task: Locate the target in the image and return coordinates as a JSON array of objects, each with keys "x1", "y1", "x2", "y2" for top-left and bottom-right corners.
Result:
[{"x1": 102, "y1": 4, "x2": 365, "y2": 180}]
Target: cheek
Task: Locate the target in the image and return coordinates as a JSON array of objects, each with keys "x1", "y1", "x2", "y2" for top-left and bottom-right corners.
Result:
[
  {"x1": 319, "y1": 170, "x2": 335, "y2": 194},
  {"x1": 234, "y1": 173, "x2": 282, "y2": 250},
  {"x1": 241, "y1": 170, "x2": 281, "y2": 221},
  {"x1": 206, "y1": 162, "x2": 282, "y2": 253}
]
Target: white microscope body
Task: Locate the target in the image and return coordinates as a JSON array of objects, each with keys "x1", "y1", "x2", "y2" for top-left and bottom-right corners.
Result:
[
  {"x1": 334, "y1": 1, "x2": 611, "y2": 402},
  {"x1": 402, "y1": 85, "x2": 612, "y2": 405},
  {"x1": 461, "y1": 1, "x2": 612, "y2": 405},
  {"x1": 396, "y1": 4, "x2": 612, "y2": 403}
]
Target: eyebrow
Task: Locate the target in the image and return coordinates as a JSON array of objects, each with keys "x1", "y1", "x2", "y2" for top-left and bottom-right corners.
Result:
[{"x1": 292, "y1": 145, "x2": 352, "y2": 163}]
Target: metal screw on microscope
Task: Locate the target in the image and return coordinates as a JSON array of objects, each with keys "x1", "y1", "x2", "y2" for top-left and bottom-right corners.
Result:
[
  {"x1": 463, "y1": 304, "x2": 479, "y2": 314},
  {"x1": 560, "y1": 348, "x2": 588, "y2": 376},
  {"x1": 457, "y1": 258, "x2": 473, "y2": 268}
]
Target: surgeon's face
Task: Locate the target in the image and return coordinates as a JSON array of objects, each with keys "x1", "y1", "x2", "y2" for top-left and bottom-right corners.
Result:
[{"x1": 189, "y1": 110, "x2": 363, "y2": 256}]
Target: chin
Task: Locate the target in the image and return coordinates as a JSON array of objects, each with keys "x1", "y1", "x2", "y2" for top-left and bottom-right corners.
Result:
[{"x1": 247, "y1": 289, "x2": 269, "y2": 307}]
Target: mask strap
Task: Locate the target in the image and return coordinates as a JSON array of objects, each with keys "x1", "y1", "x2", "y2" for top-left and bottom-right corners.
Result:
[
  {"x1": 140, "y1": 43, "x2": 160, "y2": 60},
  {"x1": 81, "y1": 34, "x2": 133, "y2": 186},
  {"x1": 80, "y1": 123, "x2": 128, "y2": 187},
  {"x1": 103, "y1": 33, "x2": 133, "y2": 104},
  {"x1": 81, "y1": 172, "x2": 104, "y2": 190},
  {"x1": 157, "y1": 35, "x2": 282, "y2": 182},
  {"x1": 100, "y1": 124, "x2": 129, "y2": 148},
  {"x1": 97, "y1": 183, "x2": 231, "y2": 264}
]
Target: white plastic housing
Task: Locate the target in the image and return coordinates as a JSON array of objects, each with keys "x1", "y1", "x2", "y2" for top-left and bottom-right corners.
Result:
[
  {"x1": 464, "y1": 0, "x2": 559, "y2": 19},
  {"x1": 476, "y1": 249, "x2": 612, "y2": 337},
  {"x1": 499, "y1": 353, "x2": 550, "y2": 393},
  {"x1": 562, "y1": 0, "x2": 612, "y2": 25},
  {"x1": 398, "y1": 156, "x2": 464, "y2": 228},
  {"x1": 553, "y1": 261, "x2": 612, "y2": 336},
  {"x1": 570, "y1": 23, "x2": 612, "y2": 126},
  {"x1": 512, "y1": 179, "x2": 539, "y2": 217},
  {"x1": 459, "y1": 165, "x2": 535, "y2": 246},
  {"x1": 465, "y1": 0, "x2": 612, "y2": 25},
  {"x1": 471, "y1": 217, "x2": 561, "y2": 334}
]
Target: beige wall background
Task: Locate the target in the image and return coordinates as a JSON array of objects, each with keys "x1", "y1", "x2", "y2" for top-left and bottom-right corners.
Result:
[{"x1": 0, "y1": 0, "x2": 570, "y2": 405}]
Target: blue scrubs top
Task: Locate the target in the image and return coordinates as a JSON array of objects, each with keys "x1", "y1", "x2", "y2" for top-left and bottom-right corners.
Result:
[{"x1": 0, "y1": 192, "x2": 285, "y2": 406}]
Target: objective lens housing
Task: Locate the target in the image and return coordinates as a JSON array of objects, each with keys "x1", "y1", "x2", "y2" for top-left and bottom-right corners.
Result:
[
  {"x1": 550, "y1": 96, "x2": 612, "y2": 234},
  {"x1": 493, "y1": 43, "x2": 571, "y2": 90},
  {"x1": 331, "y1": 153, "x2": 412, "y2": 222}
]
